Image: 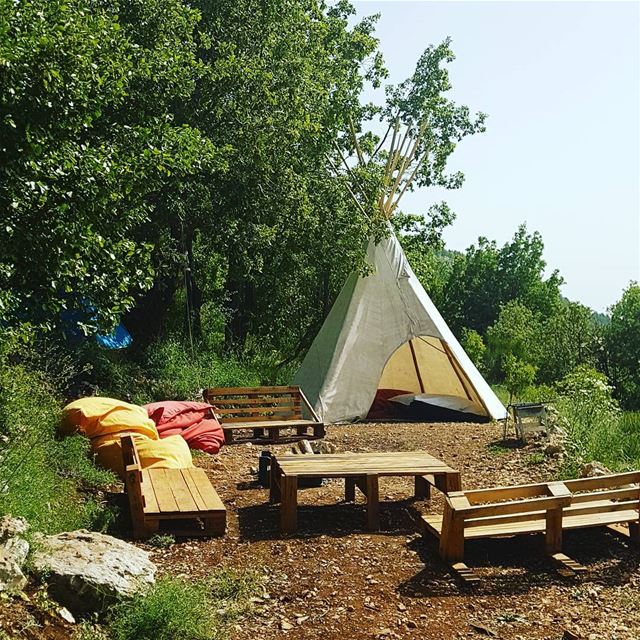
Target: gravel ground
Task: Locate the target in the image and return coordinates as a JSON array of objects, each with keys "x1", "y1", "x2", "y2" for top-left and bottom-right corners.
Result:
[{"x1": 2, "y1": 420, "x2": 639, "y2": 639}]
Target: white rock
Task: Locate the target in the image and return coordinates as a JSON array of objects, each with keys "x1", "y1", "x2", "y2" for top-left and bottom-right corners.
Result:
[
  {"x1": 31, "y1": 530, "x2": 156, "y2": 614},
  {"x1": 0, "y1": 550, "x2": 27, "y2": 593}
]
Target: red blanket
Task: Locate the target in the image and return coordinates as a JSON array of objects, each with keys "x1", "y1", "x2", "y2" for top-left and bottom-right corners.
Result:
[{"x1": 143, "y1": 401, "x2": 224, "y2": 455}]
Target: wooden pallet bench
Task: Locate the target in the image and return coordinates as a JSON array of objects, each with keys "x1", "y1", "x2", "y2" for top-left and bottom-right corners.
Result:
[
  {"x1": 270, "y1": 450, "x2": 461, "y2": 533},
  {"x1": 420, "y1": 471, "x2": 640, "y2": 582},
  {"x1": 203, "y1": 385, "x2": 325, "y2": 444},
  {"x1": 122, "y1": 435, "x2": 226, "y2": 539}
]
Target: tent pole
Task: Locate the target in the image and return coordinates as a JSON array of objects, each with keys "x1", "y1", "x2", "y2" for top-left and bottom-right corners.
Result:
[
  {"x1": 442, "y1": 341, "x2": 491, "y2": 417},
  {"x1": 408, "y1": 339, "x2": 426, "y2": 394}
]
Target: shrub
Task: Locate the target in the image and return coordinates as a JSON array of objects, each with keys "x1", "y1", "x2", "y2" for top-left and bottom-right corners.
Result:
[
  {"x1": 108, "y1": 570, "x2": 260, "y2": 640},
  {"x1": 554, "y1": 366, "x2": 633, "y2": 474},
  {"x1": 0, "y1": 334, "x2": 116, "y2": 533}
]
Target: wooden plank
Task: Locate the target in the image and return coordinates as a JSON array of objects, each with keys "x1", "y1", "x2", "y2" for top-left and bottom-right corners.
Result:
[
  {"x1": 205, "y1": 385, "x2": 300, "y2": 396},
  {"x1": 414, "y1": 475, "x2": 431, "y2": 499},
  {"x1": 281, "y1": 475, "x2": 298, "y2": 534},
  {"x1": 451, "y1": 562, "x2": 480, "y2": 584},
  {"x1": 222, "y1": 419, "x2": 317, "y2": 429},
  {"x1": 299, "y1": 387, "x2": 321, "y2": 423},
  {"x1": 570, "y1": 487, "x2": 640, "y2": 503},
  {"x1": 545, "y1": 507, "x2": 563, "y2": 554},
  {"x1": 161, "y1": 469, "x2": 199, "y2": 513},
  {"x1": 563, "y1": 472, "x2": 640, "y2": 492},
  {"x1": 184, "y1": 468, "x2": 225, "y2": 511},
  {"x1": 439, "y1": 504, "x2": 464, "y2": 562},
  {"x1": 547, "y1": 481, "x2": 570, "y2": 497},
  {"x1": 179, "y1": 468, "x2": 208, "y2": 511},
  {"x1": 141, "y1": 470, "x2": 160, "y2": 512},
  {"x1": 147, "y1": 469, "x2": 179, "y2": 513},
  {"x1": 345, "y1": 477, "x2": 356, "y2": 502},
  {"x1": 212, "y1": 396, "x2": 296, "y2": 407},
  {"x1": 463, "y1": 483, "x2": 553, "y2": 504},
  {"x1": 457, "y1": 495, "x2": 571, "y2": 519},
  {"x1": 366, "y1": 475, "x2": 380, "y2": 531},
  {"x1": 550, "y1": 552, "x2": 587, "y2": 574},
  {"x1": 564, "y1": 500, "x2": 639, "y2": 517},
  {"x1": 222, "y1": 413, "x2": 300, "y2": 423}
]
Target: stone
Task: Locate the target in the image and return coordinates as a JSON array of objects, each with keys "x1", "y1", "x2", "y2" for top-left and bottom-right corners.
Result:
[
  {"x1": 580, "y1": 461, "x2": 611, "y2": 478},
  {"x1": 0, "y1": 515, "x2": 29, "y2": 593},
  {"x1": 544, "y1": 444, "x2": 564, "y2": 456},
  {"x1": 0, "y1": 550, "x2": 27, "y2": 593},
  {"x1": 0, "y1": 516, "x2": 28, "y2": 541},
  {"x1": 58, "y1": 607, "x2": 76, "y2": 624},
  {"x1": 3, "y1": 537, "x2": 29, "y2": 568},
  {"x1": 31, "y1": 530, "x2": 156, "y2": 614}
]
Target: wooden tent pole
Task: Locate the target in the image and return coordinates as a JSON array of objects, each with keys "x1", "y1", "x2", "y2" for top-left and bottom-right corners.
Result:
[{"x1": 408, "y1": 339, "x2": 426, "y2": 394}]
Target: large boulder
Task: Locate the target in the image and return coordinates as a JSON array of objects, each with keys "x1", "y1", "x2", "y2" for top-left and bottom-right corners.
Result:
[
  {"x1": 31, "y1": 530, "x2": 156, "y2": 614},
  {"x1": 0, "y1": 516, "x2": 29, "y2": 593}
]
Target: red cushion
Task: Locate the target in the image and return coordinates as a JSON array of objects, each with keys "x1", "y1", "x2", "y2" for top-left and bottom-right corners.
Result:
[{"x1": 366, "y1": 388, "x2": 412, "y2": 420}]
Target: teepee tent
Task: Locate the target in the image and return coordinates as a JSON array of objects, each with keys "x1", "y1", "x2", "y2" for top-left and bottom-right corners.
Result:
[
  {"x1": 294, "y1": 229, "x2": 506, "y2": 423},
  {"x1": 294, "y1": 40, "x2": 506, "y2": 423}
]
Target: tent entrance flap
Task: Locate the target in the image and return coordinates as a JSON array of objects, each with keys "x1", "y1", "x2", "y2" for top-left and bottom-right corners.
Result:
[{"x1": 375, "y1": 336, "x2": 486, "y2": 418}]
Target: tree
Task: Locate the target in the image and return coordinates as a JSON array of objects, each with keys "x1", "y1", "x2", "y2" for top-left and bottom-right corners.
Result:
[
  {"x1": 485, "y1": 300, "x2": 541, "y2": 379},
  {"x1": 536, "y1": 300, "x2": 599, "y2": 384},
  {"x1": 0, "y1": 0, "x2": 221, "y2": 337},
  {"x1": 460, "y1": 328, "x2": 486, "y2": 373},
  {"x1": 605, "y1": 283, "x2": 640, "y2": 409},
  {"x1": 439, "y1": 225, "x2": 563, "y2": 336},
  {"x1": 503, "y1": 354, "x2": 537, "y2": 405}
]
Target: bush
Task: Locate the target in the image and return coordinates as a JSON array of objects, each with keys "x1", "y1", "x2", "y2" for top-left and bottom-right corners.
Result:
[
  {"x1": 554, "y1": 366, "x2": 631, "y2": 474},
  {"x1": 108, "y1": 570, "x2": 260, "y2": 640},
  {"x1": 0, "y1": 335, "x2": 116, "y2": 533},
  {"x1": 93, "y1": 336, "x2": 294, "y2": 404}
]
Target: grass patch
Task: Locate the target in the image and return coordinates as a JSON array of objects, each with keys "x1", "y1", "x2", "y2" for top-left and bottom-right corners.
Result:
[
  {"x1": 0, "y1": 337, "x2": 116, "y2": 533},
  {"x1": 487, "y1": 442, "x2": 510, "y2": 456},
  {"x1": 526, "y1": 452, "x2": 545, "y2": 465},
  {"x1": 107, "y1": 570, "x2": 260, "y2": 640}
]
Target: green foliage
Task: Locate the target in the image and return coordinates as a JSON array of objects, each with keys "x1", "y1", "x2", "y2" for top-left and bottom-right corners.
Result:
[
  {"x1": 0, "y1": 334, "x2": 116, "y2": 533},
  {"x1": 0, "y1": 0, "x2": 222, "y2": 337},
  {"x1": 440, "y1": 225, "x2": 562, "y2": 336},
  {"x1": 536, "y1": 300, "x2": 600, "y2": 384},
  {"x1": 554, "y1": 366, "x2": 627, "y2": 473},
  {"x1": 90, "y1": 335, "x2": 290, "y2": 404},
  {"x1": 146, "y1": 534, "x2": 175, "y2": 549},
  {"x1": 605, "y1": 283, "x2": 640, "y2": 409},
  {"x1": 502, "y1": 355, "x2": 537, "y2": 405},
  {"x1": 485, "y1": 300, "x2": 541, "y2": 378},
  {"x1": 460, "y1": 328, "x2": 486, "y2": 373},
  {"x1": 108, "y1": 570, "x2": 260, "y2": 640}
]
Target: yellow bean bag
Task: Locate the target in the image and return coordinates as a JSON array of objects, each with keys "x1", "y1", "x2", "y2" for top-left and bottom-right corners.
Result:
[
  {"x1": 61, "y1": 397, "x2": 158, "y2": 441},
  {"x1": 61, "y1": 397, "x2": 193, "y2": 479},
  {"x1": 94, "y1": 433, "x2": 193, "y2": 479}
]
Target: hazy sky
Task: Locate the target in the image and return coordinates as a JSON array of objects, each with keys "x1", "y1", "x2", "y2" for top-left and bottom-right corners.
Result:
[{"x1": 353, "y1": 1, "x2": 640, "y2": 312}]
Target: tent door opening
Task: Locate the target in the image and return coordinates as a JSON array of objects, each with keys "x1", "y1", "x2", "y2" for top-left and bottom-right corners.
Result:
[{"x1": 366, "y1": 336, "x2": 490, "y2": 423}]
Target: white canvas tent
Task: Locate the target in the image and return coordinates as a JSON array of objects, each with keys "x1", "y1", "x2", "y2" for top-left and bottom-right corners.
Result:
[{"x1": 294, "y1": 231, "x2": 507, "y2": 423}]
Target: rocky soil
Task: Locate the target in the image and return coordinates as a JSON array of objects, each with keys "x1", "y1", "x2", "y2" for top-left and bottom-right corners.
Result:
[
  {"x1": 2, "y1": 420, "x2": 639, "y2": 639},
  {"x1": 159, "y1": 421, "x2": 640, "y2": 640}
]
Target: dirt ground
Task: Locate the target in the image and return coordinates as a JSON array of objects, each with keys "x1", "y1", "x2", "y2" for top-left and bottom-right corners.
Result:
[
  {"x1": 164, "y1": 421, "x2": 640, "y2": 640},
  {"x1": 2, "y1": 421, "x2": 639, "y2": 639}
]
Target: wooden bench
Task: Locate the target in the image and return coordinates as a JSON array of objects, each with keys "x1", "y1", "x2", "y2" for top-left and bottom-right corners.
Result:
[
  {"x1": 122, "y1": 435, "x2": 226, "y2": 539},
  {"x1": 203, "y1": 385, "x2": 325, "y2": 444},
  {"x1": 420, "y1": 472, "x2": 640, "y2": 582}
]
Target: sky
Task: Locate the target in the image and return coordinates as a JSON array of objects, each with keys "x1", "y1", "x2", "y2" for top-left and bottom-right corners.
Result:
[{"x1": 352, "y1": 0, "x2": 640, "y2": 312}]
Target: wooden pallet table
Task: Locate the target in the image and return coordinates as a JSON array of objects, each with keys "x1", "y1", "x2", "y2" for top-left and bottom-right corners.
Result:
[{"x1": 269, "y1": 451, "x2": 460, "y2": 534}]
